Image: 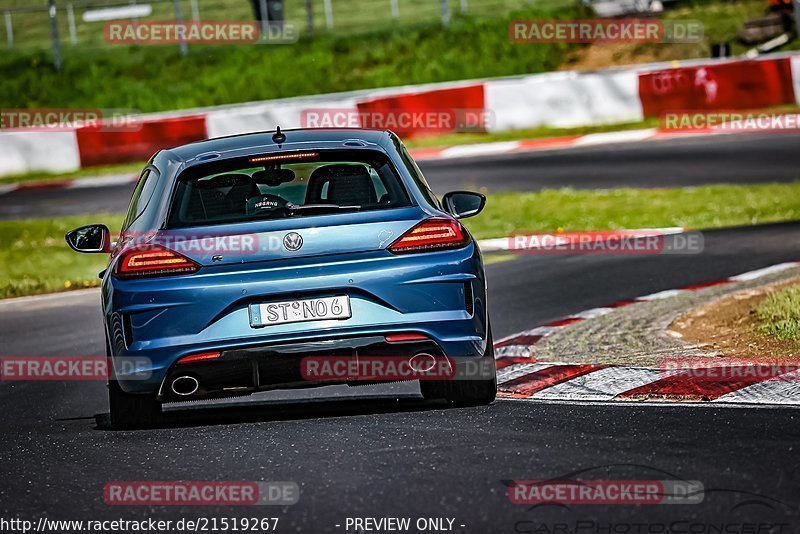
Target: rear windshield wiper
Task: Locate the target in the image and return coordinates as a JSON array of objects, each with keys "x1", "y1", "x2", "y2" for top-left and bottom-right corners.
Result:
[{"x1": 285, "y1": 203, "x2": 362, "y2": 214}]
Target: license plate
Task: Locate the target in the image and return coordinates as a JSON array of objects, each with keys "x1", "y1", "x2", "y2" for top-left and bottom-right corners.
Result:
[{"x1": 249, "y1": 296, "x2": 351, "y2": 327}]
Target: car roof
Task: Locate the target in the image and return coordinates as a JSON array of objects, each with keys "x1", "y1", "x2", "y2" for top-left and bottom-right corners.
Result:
[{"x1": 165, "y1": 128, "x2": 394, "y2": 164}]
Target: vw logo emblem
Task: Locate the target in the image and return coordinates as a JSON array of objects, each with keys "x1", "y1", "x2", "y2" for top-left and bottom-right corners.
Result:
[{"x1": 283, "y1": 232, "x2": 303, "y2": 251}]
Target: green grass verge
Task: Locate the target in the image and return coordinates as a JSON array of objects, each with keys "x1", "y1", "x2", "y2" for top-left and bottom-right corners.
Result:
[
  {"x1": 755, "y1": 283, "x2": 800, "y2": 341},
  {"x1": 0, "y1": 5, "x2": 577, "y2": 112},
  {"x1": 462, "y1": 182, "x2": 800, "y2": 240},
  {"x1": 0, "y1": 214, "x2": 123, "y2": 299},
  {"x1": 482, "y1": 252, "x2": 517, "y2": 266},
  {"x1": 4, "y1": 181, "x2": 800, "y2": 299},
  {"x1": 0, "y1": 162, "x2": 143, "y2": 185}
]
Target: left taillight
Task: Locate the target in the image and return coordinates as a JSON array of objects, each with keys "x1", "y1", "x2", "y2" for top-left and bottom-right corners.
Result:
[
  {"x1": 114, "y1": 245, "x2": 200, "y2": 279},
  {"x1": 388, "y1": 217, "x2": 471, "y2": 254}
]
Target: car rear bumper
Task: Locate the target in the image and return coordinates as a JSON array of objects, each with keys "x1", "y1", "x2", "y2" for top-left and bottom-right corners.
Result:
[
  {"x1": 113, "y1": 321, "x2": 488, "y2": 395},
  {"x1": 155, "y1": 334, "x2": 465, "y2": 402},
  {"x1": 105, "y1": 245, "x2": 488, "y2": 394}
]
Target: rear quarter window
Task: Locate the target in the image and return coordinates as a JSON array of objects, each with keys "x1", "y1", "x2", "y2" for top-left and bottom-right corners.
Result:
[
  {"x1": 122, "y1": 169, "x2": 158, "y2": 231},
  {"x1": 399, "y1": 145, "x2": 441, "y2": 209}
]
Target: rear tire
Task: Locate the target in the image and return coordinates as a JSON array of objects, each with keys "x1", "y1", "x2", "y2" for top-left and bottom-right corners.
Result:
[
  {"x1": 420, "y1": 326, "x2": 497, "y2": 406},
  {"x1": 108, "y1": 378, "x2": 161, "y2": 430},
  {"x1": 106, "y1": 339, "x2": 161, "y2": 430}
]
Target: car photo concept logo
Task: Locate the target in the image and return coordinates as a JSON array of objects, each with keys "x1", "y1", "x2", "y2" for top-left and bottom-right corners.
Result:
[{"x1": 282, "y1": 232, "x2": 303, "y2": 251}]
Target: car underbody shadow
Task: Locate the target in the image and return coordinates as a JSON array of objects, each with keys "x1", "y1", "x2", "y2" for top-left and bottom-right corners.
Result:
[{"x1": 92, "y1": 391, "x2": 457, "y2": 431}]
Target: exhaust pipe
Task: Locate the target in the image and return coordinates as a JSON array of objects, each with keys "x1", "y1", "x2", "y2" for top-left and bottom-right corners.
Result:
[
  {"x1": 409, "y1": 353, "x2": 437, "y2": 373},
  {"x1": 171, "y1": 375, "x2": 199, "y2": 396}
]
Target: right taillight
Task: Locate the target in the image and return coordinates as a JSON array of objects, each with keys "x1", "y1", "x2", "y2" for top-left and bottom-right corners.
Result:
[
  {"x1": 114, "y1": 244, "x2": 200, "y2": 279},
  {"x1": 177, "y1": 351, "x2": 221, "y2": 365},
  {"x1": 388, "y1": 217, "x2": 471, "y2": 254}
]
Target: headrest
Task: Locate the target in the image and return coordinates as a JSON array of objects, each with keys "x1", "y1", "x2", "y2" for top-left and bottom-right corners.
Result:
[
  {"x1": 252, "y1": 169, "x2": 295, "y2": 187},
  {"x1": 309, "y1": 164, "x2": 370, "y2": 181},
  {"x1": 195, "y1": 173, "x2": 253, "y2": 189},
  {"x1": 306, "y1": 164, "x2": 374, "y2": 204}
]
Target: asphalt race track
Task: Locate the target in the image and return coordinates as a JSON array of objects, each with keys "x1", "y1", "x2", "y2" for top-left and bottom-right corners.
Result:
[
  {"x1": 421, "y1": 132, "x2": 800, "y2": 194},
  {"x1": 1, "y1": 132, "x2": 799, "y2": 219},
  {"x1": 1, "y1": 133, "x2": 800, "y2": 531},
  {"x1": 1, "y1": 222, "x2": 800, "y2": 529}
]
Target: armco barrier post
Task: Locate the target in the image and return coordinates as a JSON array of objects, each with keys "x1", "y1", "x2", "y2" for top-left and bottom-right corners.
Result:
[
  {"x1": 259, "y1": 0, "x2": 270, "y2": 35},
  {"x1": 794, "y1": 0, "x2": 800, "y2": 38},
  {"x1": 324, "y1": 0, "x2": 333, "y2": 29},
  {"x1": 67, "y1": 3, "x2": 77, "y2": 45},
  {"x1": 48, "y1": 0, "x2": 63, "y2": 72},
  {"x1": 4, "y1": 11, "x2": 13, "y2": 49},
  {"x1": 305, "y1": 0, "x2": 314, "y2": 34},
  {"x1": 190, "y1": 0, "x2": 201, "y2": 21},
  {"x1": 172, "y1": 0, "x2": 188, "y2": 56}
]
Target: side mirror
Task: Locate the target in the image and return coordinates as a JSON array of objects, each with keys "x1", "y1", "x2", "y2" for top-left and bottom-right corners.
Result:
[
  {"x1": 442, "y1": 191, "x2": 486, "y2": 219},
  {"x1": 65, "y1": 224, "x2": 111, "y2": 254}
]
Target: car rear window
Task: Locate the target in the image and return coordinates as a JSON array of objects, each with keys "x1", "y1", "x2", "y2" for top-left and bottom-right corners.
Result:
[{"x1": 167, "y1": 150, "x2": 411, "y2": 228}]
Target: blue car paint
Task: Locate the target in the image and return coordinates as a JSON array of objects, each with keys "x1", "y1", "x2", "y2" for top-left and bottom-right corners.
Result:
[{"x1": 102, "y1": 129, "x2": 489, "y2": 394}]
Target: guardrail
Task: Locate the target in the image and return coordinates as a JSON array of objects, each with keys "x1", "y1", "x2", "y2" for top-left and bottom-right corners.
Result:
[{"x1": 3, "y1": 52, "x2": 798, "y2": 177}]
